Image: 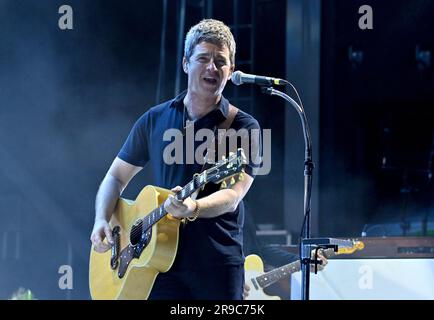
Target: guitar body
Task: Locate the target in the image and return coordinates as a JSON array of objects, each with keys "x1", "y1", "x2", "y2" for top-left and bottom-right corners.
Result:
[
  {"x1": 89, "y1": 185, "x2": 180, "y2": 300},
  {"x1": 244, "y1": 255, "x2": 281, "y2": 300}
]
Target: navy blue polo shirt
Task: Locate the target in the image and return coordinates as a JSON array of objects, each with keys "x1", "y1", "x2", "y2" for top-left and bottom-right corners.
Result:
[{"x1": 118, "y1": 90, "x2": 261, "y2": 268}]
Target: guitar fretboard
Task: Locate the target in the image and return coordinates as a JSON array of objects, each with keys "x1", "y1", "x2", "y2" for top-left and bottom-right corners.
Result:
[
  {"x1": 140, "y1": 178, "x2": 200, "y2": 232},
  {"x1": 255, "y1": 261, "x2": 301, "y2": 289},
  {"x1": 254, "y1": 248, "x2": 336, "y2": 289}
]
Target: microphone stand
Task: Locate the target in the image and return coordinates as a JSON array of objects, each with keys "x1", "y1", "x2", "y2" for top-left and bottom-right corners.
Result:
[{"x1": 261, "y1": 87, "x2": 314, "y2": 300}]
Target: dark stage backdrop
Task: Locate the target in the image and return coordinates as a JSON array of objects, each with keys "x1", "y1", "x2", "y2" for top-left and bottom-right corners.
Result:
[
  {"x1": 0, "y1": 0, "x2": 287, "y2": 299},
  {"x1": 319, "y1": 0, "x2": 434, "y2": 237},
  {"x1": 0, "y1": 0, "x2": 433, "y2": 299},
  {"x1": 0, "y1": 0, "x2": 167, "y2": 299}
]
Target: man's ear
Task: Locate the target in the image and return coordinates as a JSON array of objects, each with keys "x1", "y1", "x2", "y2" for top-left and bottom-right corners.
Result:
[
  {"x1": 182, "y1": 57, "x2": 188, "y2": 74},
  {"x1": 228, "y1": 65, "x2": 235, "y2": 80}
]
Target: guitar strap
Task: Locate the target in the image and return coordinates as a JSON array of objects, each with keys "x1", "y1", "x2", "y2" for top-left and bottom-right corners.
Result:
[
  {"x1": 218, "y1": 104, "x2": 239, "y2": 134},
  {"x1": 202, "y1": 103, "x2": 239, "y2": 172},
  {"x1": 174, "y1": 104, "x2": 239, "y2": 228},
  {"x1": 190, "y1": 104, "x2": 239, "y2": 203}
]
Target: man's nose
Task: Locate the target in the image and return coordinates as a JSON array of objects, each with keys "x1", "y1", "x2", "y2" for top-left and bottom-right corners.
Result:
[{"x1": 206, "y1": 59, "x2": 218, "y2": 71}]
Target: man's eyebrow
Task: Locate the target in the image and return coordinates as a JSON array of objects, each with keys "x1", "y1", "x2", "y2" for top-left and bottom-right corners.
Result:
[
  {"x1": 195, "y1": 52, "x2": 228, "y2": 60},
  {"x1": 215, "y1": 55, "x2": 228, "y2": 60}
]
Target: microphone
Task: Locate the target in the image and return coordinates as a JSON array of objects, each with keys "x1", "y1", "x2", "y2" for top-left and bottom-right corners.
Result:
[{"x1": 231, "y1": 70, "x2": 288, "y2": 86}]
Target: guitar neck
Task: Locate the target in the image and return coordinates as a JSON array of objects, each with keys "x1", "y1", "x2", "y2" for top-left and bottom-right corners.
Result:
[
  {"x1": 255, "y1": 260, "x2": 301, "y2": 289},
  {"x1": 133, "y1": 150, "x2": 244, "y2": 235},
  {"x1": 140, "y1": 177, "x2": 201, "y2": 231},
  {"x1": 254, "y1": 248, "x2": 336, "y2": 289}
]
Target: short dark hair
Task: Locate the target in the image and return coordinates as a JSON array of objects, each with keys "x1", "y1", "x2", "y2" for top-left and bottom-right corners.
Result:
[{"x1": 184, "y1": 19, "x2": 236, "y2": 66}]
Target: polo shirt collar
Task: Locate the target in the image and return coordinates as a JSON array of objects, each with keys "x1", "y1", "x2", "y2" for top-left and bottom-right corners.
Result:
[{"x1": 171, "y1": 90, "x2": 229, "y2": 119}]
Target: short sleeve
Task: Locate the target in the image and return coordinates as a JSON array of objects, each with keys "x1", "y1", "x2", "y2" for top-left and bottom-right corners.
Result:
[{"x1": 117, "y1": 113, "x2": 150, "y2": 167}]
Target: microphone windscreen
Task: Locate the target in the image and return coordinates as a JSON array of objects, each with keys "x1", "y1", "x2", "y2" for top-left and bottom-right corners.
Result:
[{"x1": 231, "y1": 71, "x2": 243, "y2": 86}]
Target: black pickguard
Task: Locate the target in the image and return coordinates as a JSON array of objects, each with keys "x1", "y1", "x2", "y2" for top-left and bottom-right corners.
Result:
[{"x1": 117, "y1": 228, "x2": 153, "y2": 278}]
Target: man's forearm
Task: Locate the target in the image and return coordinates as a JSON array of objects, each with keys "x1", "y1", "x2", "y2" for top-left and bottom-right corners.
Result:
[
  {"x1": 94, "y1": 174, "x2": 124, "y2": 222},
  {"x1": 195, "y1": 188, "x2": 240, "y2": 219}
]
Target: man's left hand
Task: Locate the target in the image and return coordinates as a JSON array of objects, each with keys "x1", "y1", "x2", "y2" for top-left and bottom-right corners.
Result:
[{"x1": 164, "y1": 186, "x2": 197, "y2": 219}]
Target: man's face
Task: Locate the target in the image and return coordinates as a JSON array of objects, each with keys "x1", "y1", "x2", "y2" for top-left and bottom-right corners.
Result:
[{"x1": 183, "y1": 41, "x2": 234, "y2": 98}]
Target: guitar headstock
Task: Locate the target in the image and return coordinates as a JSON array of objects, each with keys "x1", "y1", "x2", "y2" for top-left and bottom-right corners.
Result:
[
  {"x1": 321, "y1": 240, "x2": 365, "y2": 259},
  {"x1": 205, "y1": 148, "x2": 246, "y2": 186},
  {"x1": 335, "y1": 239, "x2": 365, "y2": 255}
]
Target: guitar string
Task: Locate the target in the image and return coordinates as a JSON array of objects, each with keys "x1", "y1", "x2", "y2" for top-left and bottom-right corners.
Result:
[
  {"x1": 127, "y1": 166, "x2": 240, "y2": 242},
  {"x1": 129, "y1": 161, "x2": 236, "y2": 238},
  {"x1": 128, "y1": 176, "x2": 202, "y2": 241},
  {"x1": 257, "y1": 248, "x2": 337, "y2": 287},
  {"x1": 129, "y1": 168, "x2": 233, "y2": 241},
  {"x1": 257, "y1": 261, "x2": 301, "y2": 287},
  {"x1": 129, "y1": 181, "x2": 195, "y2": 241}
]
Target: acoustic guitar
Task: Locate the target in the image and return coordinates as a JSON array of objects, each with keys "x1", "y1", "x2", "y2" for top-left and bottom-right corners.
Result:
[{"x1": 89, "y1": 149, "x2": 245, "y2": 299}]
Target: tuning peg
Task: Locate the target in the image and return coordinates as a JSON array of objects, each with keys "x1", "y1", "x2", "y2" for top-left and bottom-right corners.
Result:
[
  {"x1": 238, "y1": 173, "x2": 244, "y2": 181},
  {"x1": 238, "y1": 148, "x2": 246, "y2": 159},
  {"x1": 220, "y1": 180, "x2": 227, "y2": 189},
  {"x1": 230, "y1": 177, "x2": 236, "y2": 185}
]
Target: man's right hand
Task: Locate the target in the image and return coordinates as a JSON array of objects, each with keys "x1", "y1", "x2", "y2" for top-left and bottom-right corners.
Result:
[{"x1": 90, "y1": 218, "x2": 114, "y2": 253}]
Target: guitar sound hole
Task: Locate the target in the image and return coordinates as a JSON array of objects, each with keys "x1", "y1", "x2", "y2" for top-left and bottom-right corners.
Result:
[{"x1": 130, "y1": 222, "x2": 142, "y2": 246}]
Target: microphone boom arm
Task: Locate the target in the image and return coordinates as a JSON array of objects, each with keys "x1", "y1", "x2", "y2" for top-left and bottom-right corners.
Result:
[{"x1": 261, "y1": 86, "x2": 314, "y2": 301}]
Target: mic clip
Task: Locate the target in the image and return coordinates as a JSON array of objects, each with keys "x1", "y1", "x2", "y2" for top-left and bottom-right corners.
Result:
[{"x1": 260, "y1": 87, "x2": 273, "y2": 96}]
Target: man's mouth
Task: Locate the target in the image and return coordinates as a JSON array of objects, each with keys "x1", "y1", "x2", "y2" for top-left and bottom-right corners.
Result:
[{"x1": 203, "y1": 77, "x2": 218, "y2": 85}]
